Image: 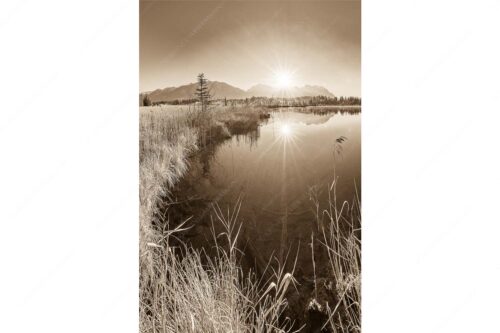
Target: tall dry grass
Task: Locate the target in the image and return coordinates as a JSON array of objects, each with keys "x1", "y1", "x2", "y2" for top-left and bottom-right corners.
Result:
[
  {"x1": 309, "y1": 177, "x2": 361, "y2": 333},
  {"x1": 139, "y1": 106, "x2": 199, "y2": 264},
  {"x1": 140, "y1": 201, "x2": 297, "y2": 333},
  {"x1": 324, "y1": 181, "x2": 361, "y2": 332}
]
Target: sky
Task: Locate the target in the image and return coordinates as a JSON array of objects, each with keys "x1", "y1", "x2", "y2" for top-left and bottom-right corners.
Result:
[{"x1": 140, "y1": 1, "x2": 361, "y2": 96}]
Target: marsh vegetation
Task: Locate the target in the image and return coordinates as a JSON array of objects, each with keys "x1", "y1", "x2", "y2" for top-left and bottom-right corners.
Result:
[{"x1": 139, "y1": 102, "x2": 361, "y2": 332}]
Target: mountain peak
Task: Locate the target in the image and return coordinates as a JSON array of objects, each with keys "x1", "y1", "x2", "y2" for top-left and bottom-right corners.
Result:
[{"x1": 145, "y1": 81, "x2": 334, "y2": 103}]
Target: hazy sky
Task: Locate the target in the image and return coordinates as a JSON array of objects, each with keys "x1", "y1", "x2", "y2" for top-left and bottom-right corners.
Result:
[{"x1": 140, "y1": 1, "x2": 360, "y2": 96}]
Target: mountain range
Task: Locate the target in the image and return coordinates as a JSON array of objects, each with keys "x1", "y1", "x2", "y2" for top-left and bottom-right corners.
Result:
[{"x1": 144, "y1": 81, "x2": 335, "y2": 103}]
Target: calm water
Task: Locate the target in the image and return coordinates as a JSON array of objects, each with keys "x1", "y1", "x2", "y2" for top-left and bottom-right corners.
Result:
[{"x1": 168, "y1": 108, "x2": 361, "y2": 276}]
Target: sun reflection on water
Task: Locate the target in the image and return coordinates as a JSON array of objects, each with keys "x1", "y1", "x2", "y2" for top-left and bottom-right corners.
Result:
[{"x1": 280, "y1": 124, "x2": 292, "y2": 137}]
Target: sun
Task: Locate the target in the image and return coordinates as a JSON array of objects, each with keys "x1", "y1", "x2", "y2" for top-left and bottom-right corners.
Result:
[{"x1": 273, "y1": 70, "x2": 294, "y2": 89}]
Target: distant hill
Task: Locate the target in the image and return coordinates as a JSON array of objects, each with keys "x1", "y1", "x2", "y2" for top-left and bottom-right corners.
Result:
[
  {"x1": 147, "y1": 81, "x2": 247, "y2": 103},
  {"x1": 144, "y1": 81, "x2": 335, "y2": 103}
]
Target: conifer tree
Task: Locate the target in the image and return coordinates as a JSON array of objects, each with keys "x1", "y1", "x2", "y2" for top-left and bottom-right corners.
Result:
[{"x1": 195, "y1": 73, "x2": 211, "y2": 112}]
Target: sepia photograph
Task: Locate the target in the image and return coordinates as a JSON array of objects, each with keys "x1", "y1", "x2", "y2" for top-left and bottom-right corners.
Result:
[
  {"x1": 140, "y1": 1, "x2": 361, "y2": 332},
  {"x1": 4, "y1": 1, "x2": 500, "y2": 333}
]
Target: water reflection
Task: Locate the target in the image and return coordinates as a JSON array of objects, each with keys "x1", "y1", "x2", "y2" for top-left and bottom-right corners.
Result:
[
  {"x1": 166, "y1": 108, "x2": 360, "y2": 270},
  {"x1": 232, "y1": 126, "x2": 261, "y2": 150}
]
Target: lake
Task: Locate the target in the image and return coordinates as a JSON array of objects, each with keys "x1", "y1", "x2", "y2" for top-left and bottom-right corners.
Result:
[{"x1": 165, "y1": 107, "x2": 360, "y2": 279}]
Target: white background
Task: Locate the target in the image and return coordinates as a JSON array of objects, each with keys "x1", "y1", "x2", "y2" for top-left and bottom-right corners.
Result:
[{"x1": 1, "y1": 0, "x2": 499, "y2": 332}]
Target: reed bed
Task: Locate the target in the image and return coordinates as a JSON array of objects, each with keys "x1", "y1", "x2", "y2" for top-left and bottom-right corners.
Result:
[{"x1": 140, "y1": 106, "x2": 198, "y2": 264}]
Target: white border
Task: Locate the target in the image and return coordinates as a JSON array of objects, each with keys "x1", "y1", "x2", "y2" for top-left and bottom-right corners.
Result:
[
  {"x1": 0, "y1": 1, "x2": 138, "y2": 332},
  {"x1": 363, "y1": 0, "x2": 500, "y2": 331},
  {"x1": 1, "y1": 0, "x2": 500, "y2": 332}
]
